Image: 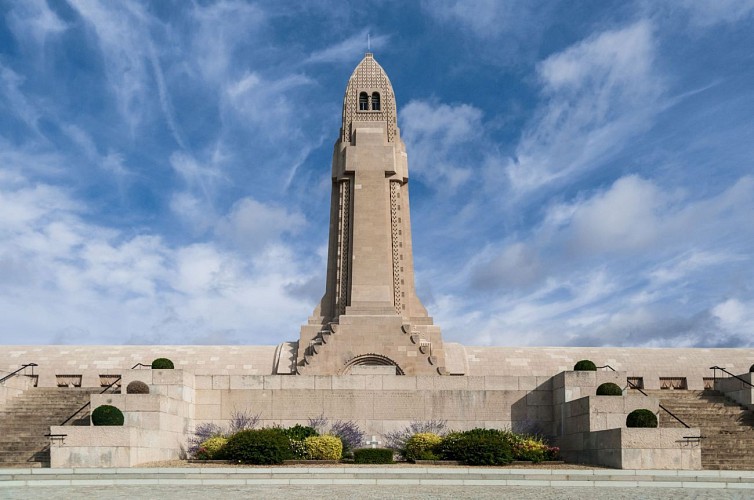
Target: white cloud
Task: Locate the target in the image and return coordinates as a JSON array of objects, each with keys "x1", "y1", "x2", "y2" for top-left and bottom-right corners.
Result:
[
  {"x1": 423, "y1": 0, "x2": 545, "y2": 40},
  {"x1": 215, "y1": 197, "x2": 305, "y2": 253},
  {"x1": 566, "y1": 176, "x2": 663, "y2": 254},
  {"x1": 306, "y1": 29, "x2": 389, "y2": 64},
  {"x1": 676, "y1": 0, "x2": 754, "y2": 27},
  {"x1": 458, "y1": 175, "x2": 754, "y2": 346},
  {"x1": 401, "y1": 100, "x2": 482, "y2": 190},
  {"x1": 0, "y1": 64, "x2": 40, "y2": 130},
  {"x1": 712, "y1": 298, "x2": 754, "y2": 331},
  {"x1": 189, "y1": 1, "x2": 266, "y2": 84},
  {"x1": 0, "y1": 166, "x2": 313, "y2": 345},
  {"x1": 506, "y1": 21, "x2": 663, "y2": 193},
  {"x1": 67, "y1": 1, "x2": 152, "y2": 132},
  {"x1": 6, "y1": 0, "x2": 67, "y2": 50}
]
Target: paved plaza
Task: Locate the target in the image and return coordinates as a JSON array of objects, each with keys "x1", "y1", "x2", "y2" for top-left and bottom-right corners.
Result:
[
  {"x1": 2, "y1": 466, "x2": 754, "y2": 499},
  {"x1": 2, "y1": 484, "x2": 752, "y2": 500}
]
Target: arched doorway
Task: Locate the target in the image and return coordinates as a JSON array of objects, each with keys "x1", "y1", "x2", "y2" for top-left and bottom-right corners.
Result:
[{"x1": 341, "y1": 354, "x2": 405, "y2": 375}]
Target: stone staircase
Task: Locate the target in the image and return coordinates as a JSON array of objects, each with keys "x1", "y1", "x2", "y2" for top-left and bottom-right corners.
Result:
[
  {"x1": 648, "y1": 389, "x2": 754, "y2": 470},
  {"x1": 0, "y1": 387, "x2": 100, "y2": 467},
  {"x1": 297, "y1": 321, "x2": 447, "y2": 375}
]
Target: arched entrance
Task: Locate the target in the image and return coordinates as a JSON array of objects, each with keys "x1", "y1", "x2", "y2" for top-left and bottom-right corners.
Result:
[{"x1": 341, "y1": 354, "x2": 405, "y2": 375}]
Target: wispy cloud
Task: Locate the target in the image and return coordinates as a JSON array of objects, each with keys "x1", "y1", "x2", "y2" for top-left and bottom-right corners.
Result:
[
  {"x1": 306, "y1": 29, "x2": 389, "y2": 64},
  {"x1": 505, "y1": 21, "x2": 663, "y2": 193}
]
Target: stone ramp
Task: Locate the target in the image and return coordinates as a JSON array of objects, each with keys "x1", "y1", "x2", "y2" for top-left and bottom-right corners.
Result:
[
  {"x1": 1, "y1": 466, "x2": 754, "y2": 490},
  {"x1": 0, "y1": 387, "x2": 101, "y2": 468},
  {"x1": 648, "y1": 389, "x2": 754, "y2": 470}
]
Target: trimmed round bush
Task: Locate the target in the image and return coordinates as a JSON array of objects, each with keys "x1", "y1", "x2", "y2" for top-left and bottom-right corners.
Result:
[
  {"x1": 91, "y1": 405, "x2": 124, "y2": 426},
  {"x1": 198, "y1": 436, "x2": 228, "y2": 460},
  {"x1": 573, "y1": 360, "x2": 597, "y2": 371},
  {"x1": 749, "y1": 364, "x2": 754, "y2": 373},
  {"x1": 353, "y1": 448, "x2": 393, "y2": 464},
  {"x1": 439, "y1": 428, "x2": 513, "y2": 466},
  {"x1": 151, "y1": 358, "x2": 174, "y2": 369},
  {"x1": 126, "y1": 380, "x2": 150, "y2": 394},
  {"x1": 596, "y1": 382, "x2": 623, "y2": 396},
  {"x1": 304, "y1": 435, "x2": 343, "y2": 460},
  {"x1": 626, "y1": 409, "x2": 658, "y2": 428},
  {"x1": 223, "y1": 428, "x2": 292, "y2": 464},
  {"x1": 405, "y1": 432, "x2": 442, "y2": 462}
]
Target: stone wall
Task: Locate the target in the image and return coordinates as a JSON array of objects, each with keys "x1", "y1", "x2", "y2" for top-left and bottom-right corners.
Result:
[
  {"x1": 0, "y1": 371, "x2": 31, "y2": 407},
  {"x1": 715, "y1": 372, "x2": 754, "y2": 409},
  {"x1": 3, "y1": 345, "x2": 753, "y2": 384},
  {"x1": 49, "y1": 369, "x2": 195, "y2": 467},
  {"x1": 574, "y1": 428, "x2": 702, "y2": 469},
  {"x1": 193, "y1": 374, "x2": 554, "y2": 436}
]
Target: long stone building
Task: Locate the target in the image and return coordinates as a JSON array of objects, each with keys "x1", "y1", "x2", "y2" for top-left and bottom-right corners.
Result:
[{"x1": 1, "y1": 54, "x2": 753, "y2": 470}]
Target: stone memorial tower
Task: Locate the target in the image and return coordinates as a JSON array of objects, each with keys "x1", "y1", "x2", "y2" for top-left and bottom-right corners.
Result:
[{"x1": 296, "y1": 53, "x2": 447, "y2": 375}]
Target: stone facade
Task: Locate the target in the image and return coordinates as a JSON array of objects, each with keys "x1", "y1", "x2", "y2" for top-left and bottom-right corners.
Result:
[{"x1": 296, "y1": 53, "x2": 446, "y2": 376}]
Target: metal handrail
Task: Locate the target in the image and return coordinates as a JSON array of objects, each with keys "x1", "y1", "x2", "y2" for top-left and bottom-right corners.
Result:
[
  {"x1": 710, "y1": 366, "x2": 754, "y2": 389},
  {"x1": 625, "y1": 378, "x2": 691, "y2": 429},
  {"x1": 598, "y1": 365, "x2": 616, "y2": 371},
  {"x1": 0, "y1": 363, "x2": 38, "y2": 384},
  {"x1": 58, "y1": 362, "x2": 148, "y2": 427}
]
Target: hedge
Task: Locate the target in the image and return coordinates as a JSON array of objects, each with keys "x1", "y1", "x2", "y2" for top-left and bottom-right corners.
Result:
[
  {"x1": 353, "y1": 448, "x2": 394, "y2": 464},
  {"x1": 223, "y1": 429, "x2": 292, "y2": 464},
  {"x1": 439, "y1": 429, "x2": 513, "y2": 465}
]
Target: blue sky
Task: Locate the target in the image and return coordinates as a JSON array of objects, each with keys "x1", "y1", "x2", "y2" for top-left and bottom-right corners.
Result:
[{"x1": 1, "y1": 1, "x2": 753, "y2": 347}]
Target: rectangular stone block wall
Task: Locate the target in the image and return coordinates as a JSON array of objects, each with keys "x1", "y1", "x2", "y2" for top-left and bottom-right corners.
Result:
[
  {"x1": 49, "y1": 369, "x2": 195, "y2": 467},
  {"x1": 714, "y1": 372, "x2": 753, "y2": 409},
  {"x1": 193, "y1": 375, "x2": 554, "y2": 438},
  {"x1": 0, "y1": 372, "x2": 31, "y2": 407}
]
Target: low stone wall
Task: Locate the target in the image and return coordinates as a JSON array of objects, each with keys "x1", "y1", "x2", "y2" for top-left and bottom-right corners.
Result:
[
  {"x1": 192, "y1": 374, "x2": 554, "y2": 436},
  {"x1": 573, "y1": 428, "x2": 702, "y2": 469},
  {"x1": 49, "y1": 370, "x2": 195, "y2": 467},
  {"x1": 0, "y1": 372, "x2": 31, "y2": 407},
  {"x1": 561, "y1": 394, "x2": 659, "y2": 435},
  {"x1": 714, "y1": 372, "x2": 753, "y2": 409}
]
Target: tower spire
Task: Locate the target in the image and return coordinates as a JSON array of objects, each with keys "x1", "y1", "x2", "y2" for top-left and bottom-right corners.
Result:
[{"x1": 297, "y1": 54, "x2": 447, "y2": 376}]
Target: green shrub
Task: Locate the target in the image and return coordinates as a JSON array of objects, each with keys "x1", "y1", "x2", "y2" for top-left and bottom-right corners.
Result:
[
  {"x1": 749, "y1": 364, "x2": 754, "y2": 373},
  {"x1": 596, "y1": 382, "x2": 623, "y2": 396},
  {"x1": 91, "y1": 405, "x2": 124, "y2": 426},
  {"x1": 281, "y1": 424, "x2": 318, "y2": 441},
  {"x1": 404, "y1": 432, "x2": 442, "y2": 461},
  {"x1": 126, "y1": 380, "x2": 150, "y2": 394},
  {"x1": 278, "y1": 425, "x2": 319, "y2": 459},
  {"x1": 573, "y1": 360, "x2": 597, "y2": 371},
  {"x1": 197, "y1": 436, "x2": 228, "y2": 459},
  {"x1": 353, "y1": 448, "x2": 394, "y2": 464},
  {"x1": 511, "y1": 436, "x2": 548, "y2": 462},
  {"x1": 304, "y1": 435, "x2": 343, "y2": 460},
  {"x1": 626, "y1": 409, "x2": 658, "y2": 428},
  {"x1": 223, "y1": 428, "x2": 292, "y2": 464},
  {"x1": 439, "y1": 428, "x2": 513, "y2": 465},
  {"x1": 151, "y1": 358, "x2": 174, "y2": 369}
]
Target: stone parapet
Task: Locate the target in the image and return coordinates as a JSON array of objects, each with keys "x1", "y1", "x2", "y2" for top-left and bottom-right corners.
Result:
[
  {"x1": 714, "y1": 372, "x2": 754, "y2": 409},
  {"x1": 562, "y1": 428, "x2": 702, "y2": 470}
]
